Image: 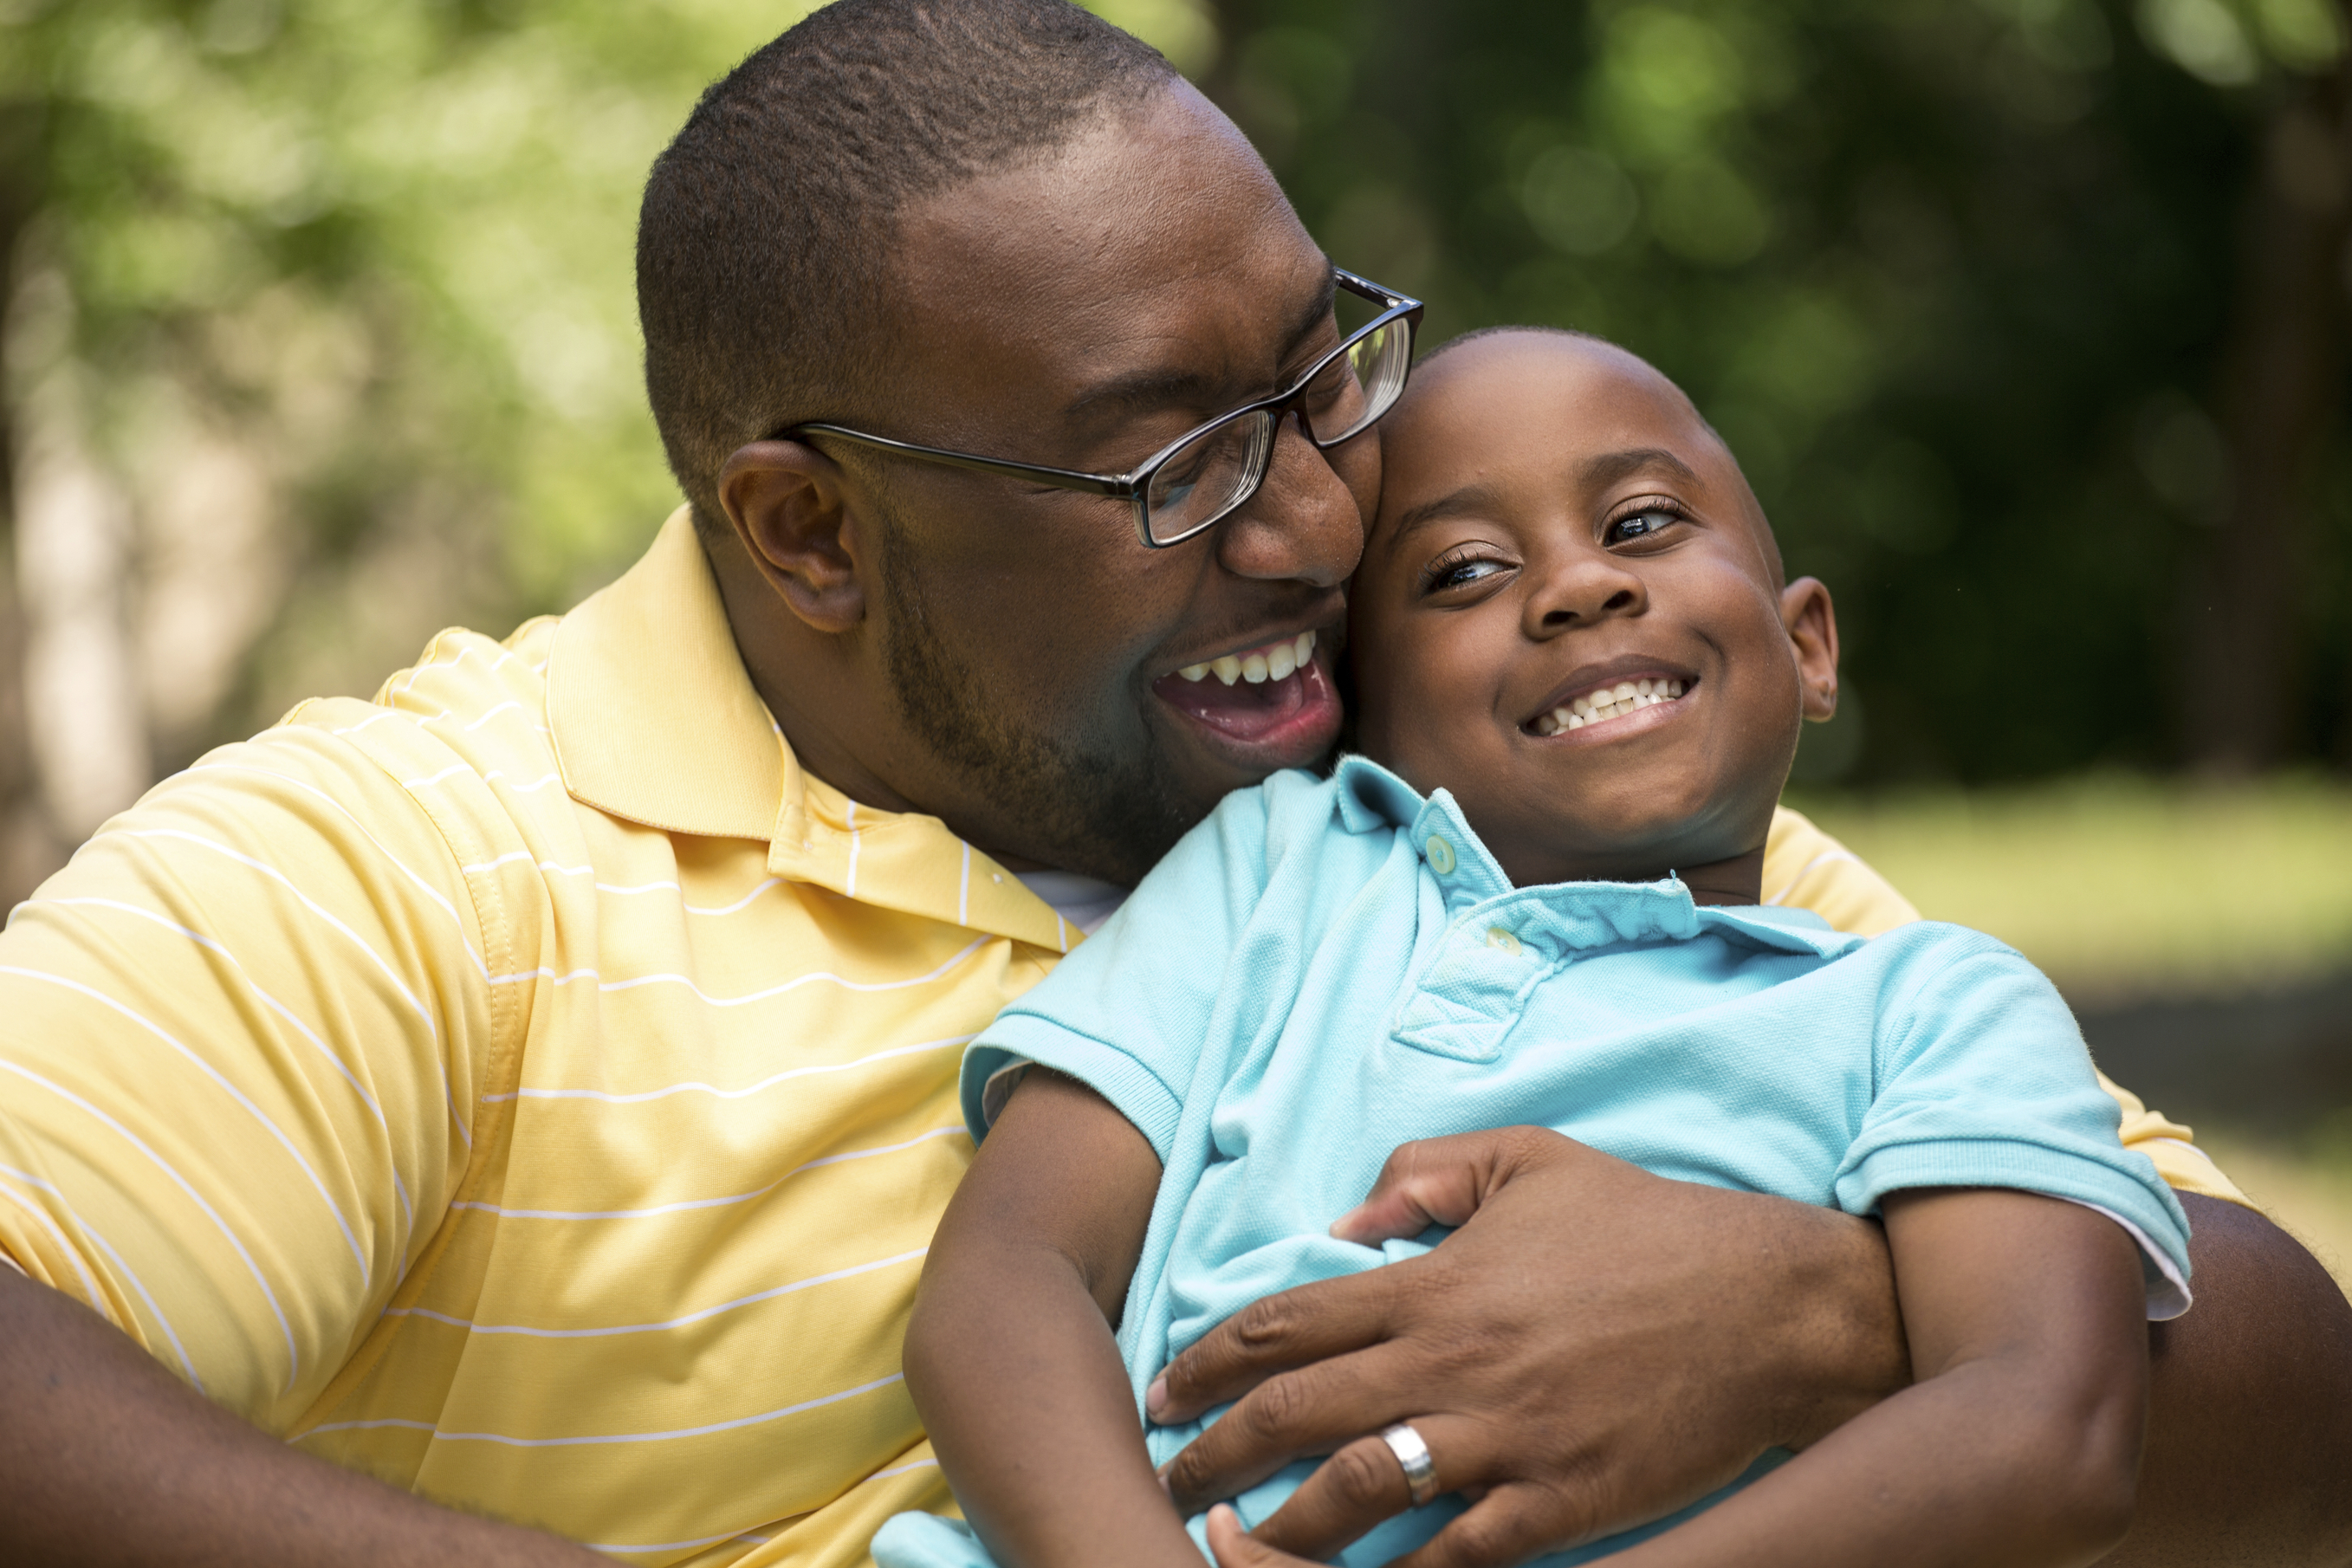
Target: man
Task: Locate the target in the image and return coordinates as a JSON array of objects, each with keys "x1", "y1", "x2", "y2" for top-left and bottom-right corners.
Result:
[{"x1": 0, "y1": 4, "x2": 2345, "y2": 1566}]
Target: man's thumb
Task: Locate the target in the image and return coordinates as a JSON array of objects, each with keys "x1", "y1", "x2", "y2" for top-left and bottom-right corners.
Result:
[{"x1": 1328, "y1": 1130, "x2": 1535, "y2": 1245}]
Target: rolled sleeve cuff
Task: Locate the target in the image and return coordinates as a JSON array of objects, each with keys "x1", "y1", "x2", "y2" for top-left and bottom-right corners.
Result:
[
  {"x1": 1837, "y1": 1137, "x2": 2194, "y2": 1322},
  {"x1": 960, "y1": 1019, "x2": 1186, "y2": 1163}
]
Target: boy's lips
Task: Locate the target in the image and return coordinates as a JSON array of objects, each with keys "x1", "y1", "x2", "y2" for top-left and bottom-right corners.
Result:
[
  {"x1": 1525, "y1": 664, "x2": 1698, "y2": 739},
  {"x1": 1152, "y1": 629, "x2": 1340, "y2": 761}
]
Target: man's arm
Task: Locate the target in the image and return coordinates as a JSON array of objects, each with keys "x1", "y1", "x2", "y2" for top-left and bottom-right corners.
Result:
[
  {"x1": 2103, "y1": 1193, "x2": 2352, "y2": 1568},
  {"x1": 900, "y1": 1069, "x2": 1197, "y2": 1568},
  {"x1": 0, "y1": 1266, "x2": 603, "y2": 1566},
  {"x1": 1157, "y1": 1129, "x2": 2352, "y2": 1568},
  {"x1": 1602, "y1": 1186, "x2": 2148, "y2": 1567}
]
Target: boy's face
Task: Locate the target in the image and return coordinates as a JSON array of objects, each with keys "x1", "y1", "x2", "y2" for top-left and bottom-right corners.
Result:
[{"x1": 1352, "y1": 332, "x2": 1838, "y2": 891}]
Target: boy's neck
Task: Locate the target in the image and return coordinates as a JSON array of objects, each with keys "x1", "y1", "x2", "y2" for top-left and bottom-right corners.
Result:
[
  {"x1": 1497, "y1": 844, "x2": 1766, "y2": 904},
  {"x1": 1676, "y1": 847, "x2": 1765, "y2": 908}
]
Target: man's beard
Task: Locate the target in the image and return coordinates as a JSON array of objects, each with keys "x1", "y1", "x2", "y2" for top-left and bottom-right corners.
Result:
[{"x1": 877, "y1": 533, "x2": 1199, "y2": 884}]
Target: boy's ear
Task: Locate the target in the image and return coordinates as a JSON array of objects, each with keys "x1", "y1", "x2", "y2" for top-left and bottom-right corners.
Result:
[
  {"x1": 717, "y1": 439, "x2": 871, "y2": 635},
  {"x1": 1781, "y1": 576, "x2": 1839, "y2": 722}
]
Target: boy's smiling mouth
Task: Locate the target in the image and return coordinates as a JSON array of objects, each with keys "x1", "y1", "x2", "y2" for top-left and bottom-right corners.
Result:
[{"x1": 1526, "y1": 671, "x2": 1694, "y2": 737}]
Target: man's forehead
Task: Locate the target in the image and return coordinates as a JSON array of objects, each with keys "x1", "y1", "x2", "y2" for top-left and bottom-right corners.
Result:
[{"x1": 879, "y1": 89, "x2": 1327, "y2": 441}]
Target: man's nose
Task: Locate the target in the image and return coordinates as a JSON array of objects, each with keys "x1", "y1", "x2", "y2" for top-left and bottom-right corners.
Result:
[{"x1": 1211, "y1": 416, "x2": 1364, "y2": 589}]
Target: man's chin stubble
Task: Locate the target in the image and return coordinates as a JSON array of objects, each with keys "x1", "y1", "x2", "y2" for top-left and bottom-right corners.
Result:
[{"x1": 878, "y1": 545, "x2": 1198, "y2": 884}]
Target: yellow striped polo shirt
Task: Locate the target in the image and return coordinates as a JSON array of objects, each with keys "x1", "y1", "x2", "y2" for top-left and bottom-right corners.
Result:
[{"x1": 0, "y1": 508, "x2": 2239, "y2": 1568}]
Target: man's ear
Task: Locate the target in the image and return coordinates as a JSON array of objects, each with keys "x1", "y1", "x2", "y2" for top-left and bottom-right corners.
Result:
[
  {"x1": 1781, "y1": 575, "x2": 1839, "y2": 722},
  {"x1": 717, "y1": 440, "x2": 870, "y2": 635}
]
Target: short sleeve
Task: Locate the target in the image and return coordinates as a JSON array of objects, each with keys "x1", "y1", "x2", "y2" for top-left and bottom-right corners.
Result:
[
  {"x1": 0, "y1": 723, "x2": 496, "y2": 1428},
  {"x1": 961, "y1": 778, "x2": 1292, "y2": 1162},
  {"x1": 1832, "y1": 927, "x2": 2193, "y2": 1318},
  {"x1": 1767, "y1": 807, "x2": 2252, "y2": 1210}
]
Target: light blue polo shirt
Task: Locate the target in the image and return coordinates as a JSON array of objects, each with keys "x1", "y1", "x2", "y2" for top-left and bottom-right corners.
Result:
[{"x1": 874, "y1": 758, "x2": 2191, "y2": 1568}]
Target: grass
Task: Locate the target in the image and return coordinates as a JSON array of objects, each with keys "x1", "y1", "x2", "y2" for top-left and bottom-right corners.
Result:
[{"x1": 1788, "y1": 774, "x2": 2352, "y2": 1008}]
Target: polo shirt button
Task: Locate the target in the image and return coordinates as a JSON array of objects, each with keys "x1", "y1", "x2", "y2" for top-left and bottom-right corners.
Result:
[
  {"x1": 1484, "y1": 926, "x2": 1521, "y2": 956},
  {"x1": 1425, "y1": 834, "x2": 1456, "y2": 875}
]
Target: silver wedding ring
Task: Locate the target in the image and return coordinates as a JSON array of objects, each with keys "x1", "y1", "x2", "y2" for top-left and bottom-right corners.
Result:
[{"x1": 1379, "y1": 1421, "x2": 1440, "y2": 1508}]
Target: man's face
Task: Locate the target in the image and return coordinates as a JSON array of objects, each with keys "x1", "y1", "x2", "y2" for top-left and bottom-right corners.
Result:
[
  {"x1": 1351, "y1": 332, "x2": 1836, "y2": 889},
  {"x1": 848, "y1": 85, "x2": 1373, "y2": 883}
]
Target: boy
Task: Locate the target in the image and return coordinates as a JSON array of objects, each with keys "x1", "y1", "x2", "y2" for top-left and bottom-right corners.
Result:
[{"x1": 872, "y1": 328, "x2": 2189, "y2": 1568}]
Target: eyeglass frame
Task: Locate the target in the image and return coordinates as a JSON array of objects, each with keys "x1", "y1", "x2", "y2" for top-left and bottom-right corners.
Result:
[{"x1": 783, "y1": 268, "x2": 1423, "y2": 549}]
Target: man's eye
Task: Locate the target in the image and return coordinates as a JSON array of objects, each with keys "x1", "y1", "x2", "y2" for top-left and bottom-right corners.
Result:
[{"x1": 1607, "y1": 509, "x2": 1681, "y2": 544}]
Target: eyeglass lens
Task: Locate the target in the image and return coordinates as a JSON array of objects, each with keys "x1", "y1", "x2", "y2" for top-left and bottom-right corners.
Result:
[{"x1": 1141, "y1": 312, "x2": 1413, "y2": 545}]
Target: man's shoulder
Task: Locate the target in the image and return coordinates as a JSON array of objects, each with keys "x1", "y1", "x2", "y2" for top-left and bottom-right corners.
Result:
[{"x1": 271, "y1": 617, "x2": 564, "y2": 797}]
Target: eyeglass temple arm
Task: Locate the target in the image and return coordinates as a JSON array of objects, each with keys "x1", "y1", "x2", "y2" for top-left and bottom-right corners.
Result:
[
  {"x1": 788, "y1": 424, "x2": 1135, "y2": 496},
  {"x1": 1332, "y1": 267, "x2": 1413, "y2": 311}
]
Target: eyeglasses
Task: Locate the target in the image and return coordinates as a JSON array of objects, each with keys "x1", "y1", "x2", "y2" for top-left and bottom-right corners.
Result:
[{"x1": 788, "y1": 268, "x2": 1422, "y2": 548}]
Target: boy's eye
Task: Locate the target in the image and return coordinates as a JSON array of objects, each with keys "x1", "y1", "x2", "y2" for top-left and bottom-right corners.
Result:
[
  {"x1": 1606, "y1": 508, "x2": 1681, "y2": 545},
  {"x1": 1422, "y1": 555, "x2": 1511, "y2": 593}
]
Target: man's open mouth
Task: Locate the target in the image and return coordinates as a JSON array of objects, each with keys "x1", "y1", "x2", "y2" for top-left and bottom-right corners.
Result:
[
  {"x1": 1528, "y1": 676, "x2": 1691, "y2": 736},
  {"x1": 1154, "y1": 629, "x2": 1336, "y2": 748}
]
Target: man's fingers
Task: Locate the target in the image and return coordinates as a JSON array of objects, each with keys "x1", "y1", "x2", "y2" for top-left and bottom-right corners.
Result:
[
  {"x1": 1328, "y1": 1128, "x2": 1559, "y2": 1247},
  {"x1": 1387, "y1": 1488, "x2": 1567, "y2": 1568},
  {"x1": 1161, "y1": 1344, "x2": 1420, "y2": 1514},
  {"x1": 1151, "y1": 1269, "x2": 1398, "y2": 1424},
  {"x1": 1243, "y1": 1421, "x2": 1474, "y2": 1562},
  {"x1": 1204, "y1": 1504, "x2": 1319, "y2": 1568}
]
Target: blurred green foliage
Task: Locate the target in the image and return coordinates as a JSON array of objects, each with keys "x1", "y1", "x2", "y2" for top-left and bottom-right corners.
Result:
[
  {"x1": 1, "y1": 0, "x2": 2347, "y2": 792},
  {"x1": 0, "y1": 0, "x2": 820, "y2": 732},
  {"x1": 1201, "y1": 0, "x2": 2352, "y2": 782}
]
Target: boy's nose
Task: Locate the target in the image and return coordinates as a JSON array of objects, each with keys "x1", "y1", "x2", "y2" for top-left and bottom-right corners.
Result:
[{"x1": 1526, "y1": 554, "x2": 1648, "y2": 637}]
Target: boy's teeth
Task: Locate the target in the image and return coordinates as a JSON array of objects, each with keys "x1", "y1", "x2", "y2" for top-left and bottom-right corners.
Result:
[
  {"x1": 1539, "y1": 677, "x2": 1688, "y2": 735},
  {"x1": 1174, "y1": 628, "x2": 1319, "y2": 684}
]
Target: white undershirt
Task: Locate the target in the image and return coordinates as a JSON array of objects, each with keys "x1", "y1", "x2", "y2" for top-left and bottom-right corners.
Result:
[{"x1": 1011, "y1": 870, "x2": 1130, "y2": 937}]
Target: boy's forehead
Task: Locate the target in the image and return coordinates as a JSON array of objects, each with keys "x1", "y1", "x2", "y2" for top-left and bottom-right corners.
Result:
[{"x1": 1389, "y1": 332, "x2": 1709, "y2": 467}]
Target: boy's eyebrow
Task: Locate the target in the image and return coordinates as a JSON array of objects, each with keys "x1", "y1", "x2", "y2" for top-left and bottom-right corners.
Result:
[
  {"x1": 1388, "y1": 481, "x2": 1508, "y2": 546},
  {"x1": 1581, "y1": 447, "x2": 1701, "y2": 489},
  {"x1": 1384, "y1": 447, "x2": 1704, "y2": 548}
]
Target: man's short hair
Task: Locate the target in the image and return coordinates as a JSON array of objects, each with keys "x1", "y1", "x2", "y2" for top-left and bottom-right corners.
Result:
[{"x1": 638, "y1": 0, "x2": 1178, "y2": 538}]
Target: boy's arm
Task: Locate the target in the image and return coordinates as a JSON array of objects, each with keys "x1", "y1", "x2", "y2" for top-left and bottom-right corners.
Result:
[
  {"x1": 1603, "y1": 1187, "x2": 2148, "y2": 1568},
  {"x1": 904, "y1": 1068, "x2": 1201, "y2": 1568}
]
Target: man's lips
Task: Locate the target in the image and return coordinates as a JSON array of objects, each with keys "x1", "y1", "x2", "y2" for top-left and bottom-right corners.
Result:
[{"x1": 1152, "y1": 629, "x2": 1340, "y2": 755}]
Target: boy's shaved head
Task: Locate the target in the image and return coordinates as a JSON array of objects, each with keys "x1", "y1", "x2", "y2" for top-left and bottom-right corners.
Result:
[{"x1": 1348, "y1": 325, "x2": 1838, "y2": 897}]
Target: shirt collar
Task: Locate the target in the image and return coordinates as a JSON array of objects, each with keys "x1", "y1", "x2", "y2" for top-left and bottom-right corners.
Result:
[
  {"x1": 1329, "y1": 754, "x2": 1856, "y2": 956},
  {"x1": 547, "y1": 508, "x2": 1078, "y2": 953}
]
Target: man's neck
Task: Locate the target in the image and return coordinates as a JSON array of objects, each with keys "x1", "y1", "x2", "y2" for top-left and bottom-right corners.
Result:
[{"x1": 708, "y1": 537, "x2": 1066, "y2": 872}]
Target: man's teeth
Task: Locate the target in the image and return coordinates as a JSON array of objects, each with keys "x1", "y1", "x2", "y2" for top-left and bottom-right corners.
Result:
[
  {"x1": 1176, "y1": 630, "x2": 1318, "y2": 686},
  {"x1": 1531, "y1": 677, "x2": 1688, "y2": 736}
]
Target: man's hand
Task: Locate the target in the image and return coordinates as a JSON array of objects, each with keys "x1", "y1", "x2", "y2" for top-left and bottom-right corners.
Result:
[{"x1": 1149, "y1": 1127, "x2": 1908, "y2": 1565}]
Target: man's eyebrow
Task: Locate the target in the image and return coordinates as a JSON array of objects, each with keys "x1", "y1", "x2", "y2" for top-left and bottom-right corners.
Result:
[
  {"x1": 1582, "y1": 447, "x2": 1701, "y2": 489},
  {"x1": 1061, "y1": 266, "x2": 1342, "y2": 427}
]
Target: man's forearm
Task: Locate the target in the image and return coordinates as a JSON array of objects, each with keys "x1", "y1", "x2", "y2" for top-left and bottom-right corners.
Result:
[
  {"x1": 2102, "y1": 1194, "x2": 2352, "y2": 1568},
  {"x1": 0, "y1": 1267, "x2": 602, "y2": 1568}
]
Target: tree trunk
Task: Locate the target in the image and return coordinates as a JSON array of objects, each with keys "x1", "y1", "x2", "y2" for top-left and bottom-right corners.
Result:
[
  {"x1": 5, "y1": 260, "x2": 150, "y2": 857},
  {"x1": 2180, "y1": 44, "x2": 2352, "y2": 772}
]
